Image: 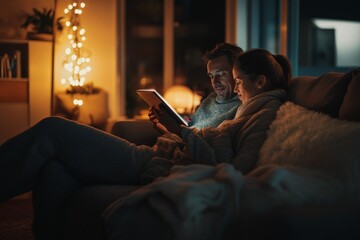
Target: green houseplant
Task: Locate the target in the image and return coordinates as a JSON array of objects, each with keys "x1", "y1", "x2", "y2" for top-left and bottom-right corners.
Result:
[{"x1": 21, "y1": 8, "x2": 63, "y2": 41}]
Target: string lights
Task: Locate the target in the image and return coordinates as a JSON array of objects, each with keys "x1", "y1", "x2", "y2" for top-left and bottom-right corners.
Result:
[{"x1": 60, "y1": 1, "x2": 91, "y2": 106}]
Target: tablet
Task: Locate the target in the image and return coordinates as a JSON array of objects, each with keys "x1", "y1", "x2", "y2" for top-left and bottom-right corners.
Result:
[{"x1": 136, "y1": 89, "x2": 189, "y2": 126}]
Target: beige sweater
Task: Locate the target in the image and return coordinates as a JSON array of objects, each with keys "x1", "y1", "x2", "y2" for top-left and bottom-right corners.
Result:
[{"x1": 141, "y1": 89, "x2": 287, "y2": 183}]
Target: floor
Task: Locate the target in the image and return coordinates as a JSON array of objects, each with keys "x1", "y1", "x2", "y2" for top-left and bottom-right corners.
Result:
[{"x1": 0, "y1": 193, "x2": 34, "y2": 240}]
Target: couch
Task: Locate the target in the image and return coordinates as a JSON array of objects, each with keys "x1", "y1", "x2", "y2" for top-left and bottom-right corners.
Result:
[{"x1": 60, "y1": 68, "x2": 360, "y2": 240}]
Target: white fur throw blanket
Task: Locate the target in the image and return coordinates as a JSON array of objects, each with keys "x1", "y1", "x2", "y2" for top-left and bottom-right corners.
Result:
[
  {"x1": 258, "y1": 101, "x2": 360, "y2": 198},
  {"x1": 103, "y1": 102, "x2": 360, "y2": 240}
]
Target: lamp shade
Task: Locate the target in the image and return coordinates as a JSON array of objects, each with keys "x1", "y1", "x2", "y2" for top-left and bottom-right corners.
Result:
[{"x1": 164, "y1": 85, "x2": 201, "y2": 114}]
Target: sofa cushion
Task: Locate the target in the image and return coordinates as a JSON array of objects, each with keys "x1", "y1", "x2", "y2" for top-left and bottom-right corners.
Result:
[
  {"x1": 288, "y1": 71, "x2": 352, "y2": 118},
  {"x1": 110, "y1": 120, "x2": 160, "y2": 146},
  {"x1": 61, "y1": 185, "x2": 140, "y2": 240},
  {"x1": 339, "y1": 68, "x2": 360, "y2": 122}
]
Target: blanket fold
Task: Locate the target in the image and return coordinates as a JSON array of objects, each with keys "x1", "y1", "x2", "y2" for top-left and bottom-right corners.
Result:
[{"x1": 103, "y1": 162, "x2": 344, "y2": 240}]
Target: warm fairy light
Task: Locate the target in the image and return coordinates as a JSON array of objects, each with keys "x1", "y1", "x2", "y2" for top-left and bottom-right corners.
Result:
[
  {"x1": 62, "y1": 1, "x2": 91, "y2": 106},
  {"x1": 73, "y1": 99, "x2": 83, "y2": 106}
]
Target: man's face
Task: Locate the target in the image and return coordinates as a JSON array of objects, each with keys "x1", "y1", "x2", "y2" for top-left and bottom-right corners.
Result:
[{"x1": 207, "y1": 55, "x2": 236, "y2": 102}]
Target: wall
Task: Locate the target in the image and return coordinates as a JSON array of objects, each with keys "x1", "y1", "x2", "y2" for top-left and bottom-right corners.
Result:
[
  {"x1": 0, "y1": 0, "x2": 54, "y2": 39},
  {"x1": 54, "y1": 0, "x2": 118, "y2": 117},
  {"x1": 0, "y1": 0, "x2": 119, "y2": 119}
]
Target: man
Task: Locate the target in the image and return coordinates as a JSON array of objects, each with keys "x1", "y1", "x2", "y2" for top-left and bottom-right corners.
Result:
[{"x1": 188, "y1": 42, "x2": 243, "y2": 129}]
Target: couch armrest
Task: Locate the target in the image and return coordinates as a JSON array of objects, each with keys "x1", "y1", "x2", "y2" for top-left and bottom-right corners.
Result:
[{"x1": 110, "y1": 119, "x2": 160, "y2": 146}]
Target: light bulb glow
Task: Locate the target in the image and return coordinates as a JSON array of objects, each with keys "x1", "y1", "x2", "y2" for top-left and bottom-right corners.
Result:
[
  {"x1": 73, "y1": 99, "x2": 83, "y2": 106},
  {"x1": 62, "y1": 1, "x2": 92, "y2": 107}
]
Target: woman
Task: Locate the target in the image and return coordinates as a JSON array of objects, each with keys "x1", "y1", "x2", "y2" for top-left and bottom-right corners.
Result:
[{"x1": 0, "y1": 48, "x2": 291, "y2": 239}]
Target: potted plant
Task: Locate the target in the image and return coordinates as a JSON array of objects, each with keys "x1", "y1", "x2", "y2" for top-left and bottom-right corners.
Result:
[{"x1": 21, "y1": 8, "x2": 63, "y2": 41}]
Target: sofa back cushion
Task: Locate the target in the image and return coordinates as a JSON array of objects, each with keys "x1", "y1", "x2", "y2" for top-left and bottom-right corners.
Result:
[
  {"x1": 111, "y1": 120, "x2": 160, "y2": 146},
  {"x1": 288, "y1": 71, "x2": 352, "y2": 118},
  {"x1": 339, "y1": 68, "x2": 360, "y2": 121}
]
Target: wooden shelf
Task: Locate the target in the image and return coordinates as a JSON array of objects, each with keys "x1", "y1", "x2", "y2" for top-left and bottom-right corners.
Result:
[
  {"x1": 0, "y1": 78, "x2": 28, "y2": 81},
  {"x1": 0, "y1": 79, "x2": 28, "y2": 102},
  {"x1": 0, "y1": 39, "x2": 28, "y2": 44},
  {"x1": 0, "y1": 40, "x2": 51, "y2": 144}
]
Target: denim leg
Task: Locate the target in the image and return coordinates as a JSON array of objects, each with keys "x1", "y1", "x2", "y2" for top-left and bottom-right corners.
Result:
[{"x1": 0, "y1": 116, "x2": 155, "y2": 202}]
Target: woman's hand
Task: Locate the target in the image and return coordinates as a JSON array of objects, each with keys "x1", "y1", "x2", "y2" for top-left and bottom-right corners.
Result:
[{"x1": 148, "y1": 107, "x2": 169, "y2": 134}]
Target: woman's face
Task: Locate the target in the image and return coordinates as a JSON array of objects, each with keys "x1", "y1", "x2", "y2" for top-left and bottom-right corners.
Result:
[
  {"x1": 207, "y1": 55, "x2": 236, "y2": 102},
  {"x1": 232, "y1": 67, "x2": 264, "y2": 103}
]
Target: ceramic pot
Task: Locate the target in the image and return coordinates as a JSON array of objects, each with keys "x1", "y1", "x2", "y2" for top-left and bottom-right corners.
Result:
[{"x1": 27, "y1": 32, "x2": 53, "y2": 41}]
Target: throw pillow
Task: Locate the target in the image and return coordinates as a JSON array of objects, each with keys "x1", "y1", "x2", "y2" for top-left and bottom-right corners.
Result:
[
  {"x1": 288, "y1": 71, "x2": 352, "y2": 118},
  {"x1": 339, "y1": 68, "x2": 360, "y2": 121}
]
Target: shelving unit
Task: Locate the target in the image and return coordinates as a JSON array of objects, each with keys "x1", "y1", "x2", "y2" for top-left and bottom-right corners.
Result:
[{"x1": 0, "y1": 39, "x2": 52, "y2": 144}]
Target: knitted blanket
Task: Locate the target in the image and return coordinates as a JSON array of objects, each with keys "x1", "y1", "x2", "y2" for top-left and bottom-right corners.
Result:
[{"x1": 103, "y1": 163, "x2": 343, "y2": 240}]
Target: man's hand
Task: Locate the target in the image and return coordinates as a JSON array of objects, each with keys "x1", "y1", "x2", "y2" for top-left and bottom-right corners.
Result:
[{"x1": 148, "y1": 107, "x2": 169, "y2": 134}]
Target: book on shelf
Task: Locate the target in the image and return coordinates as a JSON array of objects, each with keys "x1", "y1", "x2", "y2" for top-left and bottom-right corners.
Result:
[
  {"x1": 14, "y1": 50, "x2": 21, "y2": 78},
  {"x1": 1, "y1": 53, "x2": 11, "y2": 78},
  {"x1": 0, "y1": 50, "x2": 21, "y2": 79}
]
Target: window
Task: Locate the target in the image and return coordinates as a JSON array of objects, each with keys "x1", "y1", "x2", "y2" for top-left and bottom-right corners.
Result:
[
  {"x1": 298, "y1": 0, "x2": 360, "y2": 75},
  {"x1": 119, "y1": 0, "x2": 225, "y2": 118},
  {"x1": 174, "y1": 0, "x2": 225, "y2": 97},
  {"x1": 124, "y1": 0, "x2": 164, "y2": 118},
  {"x1": 232, "y1": 0, "x2": 360, "y2": 76}
]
